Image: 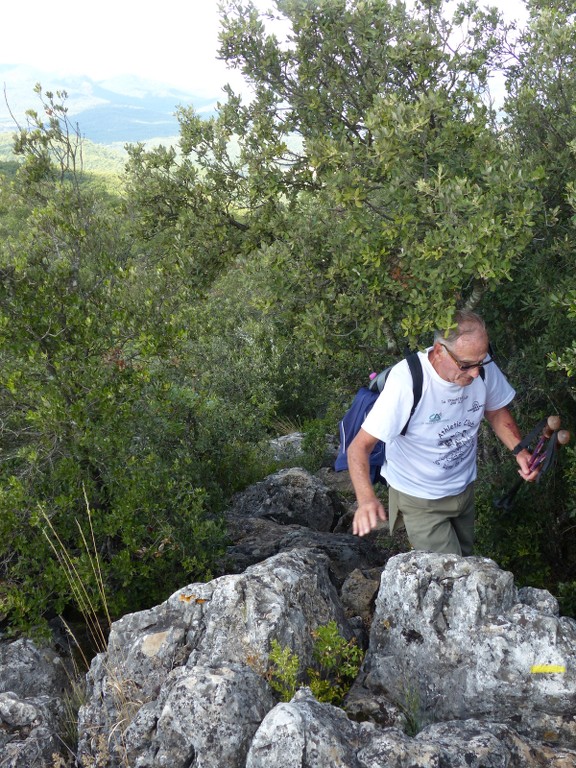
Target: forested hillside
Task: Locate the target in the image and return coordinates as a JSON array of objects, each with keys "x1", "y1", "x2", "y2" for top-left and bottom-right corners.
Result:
[
  {"x1": 0, "y1": 0, "x2": 575, "y2": 638},
  {"x1": 0, "y1": 129, "x2": 128, "y2": 177}
]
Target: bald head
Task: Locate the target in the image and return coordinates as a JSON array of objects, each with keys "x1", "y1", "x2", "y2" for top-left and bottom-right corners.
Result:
[{"x1": 434, "y1": 310, "x2": 488, "y2": 348}]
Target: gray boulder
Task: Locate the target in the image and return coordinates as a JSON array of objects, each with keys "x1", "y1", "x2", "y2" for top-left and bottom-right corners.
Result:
[
  {"x1": 246, "y1": 687, "x2": 365, "y2": 767},
  {"x1": 348, "y1": 551, "x2": 576, "y2": 748},
  {"x1": 122, "y1": 664, "x2": 275, "y2": 768},
  {"x1": 77, "y1": 549, "x2": 354, "y2": 767},
  {"x1": 340, "y1": 568, "x2": 381, "y2": 626},
  {"x1": 227, "y1": 466, "x2": 345, "y2": 531},
  {"x1": 224, "y1": 515, "x2": 388, "y2": 586},
  {"x1": 247, "y1": 688, "x2": 576, "y2": 768},
  {"x1": 0, "y1": 638, "x2": 72, "y2": 766},
  {"x1": 0, "y1": 638, "x2": 69, "y2": 698},
  {"x1": 268, "y1": 432, "x2": 305, "y2": 462},
  {"x1": 223, "y1": 467, "x2": 391, "y2": 586}
]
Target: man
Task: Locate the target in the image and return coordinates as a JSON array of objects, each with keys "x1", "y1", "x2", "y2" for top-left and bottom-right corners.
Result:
[{"x1": 348, "y1": 310, "x2": 538, "y2": 555}]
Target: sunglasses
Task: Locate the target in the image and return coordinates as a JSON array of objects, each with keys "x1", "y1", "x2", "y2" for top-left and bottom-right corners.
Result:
[{"x1": 439, "y1": 343, "x2": 494, "y2": 371}]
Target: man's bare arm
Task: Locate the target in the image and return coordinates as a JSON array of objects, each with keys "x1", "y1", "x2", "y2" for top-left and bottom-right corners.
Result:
[
  {"x1": 348, "y1": 427, "x2": 387, "y2": 536},
  {"x1": 484, "y1": 406, "x2": 539, "y2": 481}
]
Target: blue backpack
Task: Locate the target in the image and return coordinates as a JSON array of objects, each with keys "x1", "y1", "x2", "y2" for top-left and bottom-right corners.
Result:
[{"x1": 334, "y1": 352, "x2": 424, "y2": 484}]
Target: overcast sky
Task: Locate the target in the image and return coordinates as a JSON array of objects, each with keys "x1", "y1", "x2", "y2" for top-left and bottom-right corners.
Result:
[{"x1": 1, "y1": 0, "x2": 528, "y2": 99}]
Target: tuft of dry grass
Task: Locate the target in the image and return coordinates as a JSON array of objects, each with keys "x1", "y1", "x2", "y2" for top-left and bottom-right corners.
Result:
[{"x1": 43, "y1": 487, "x2": 142, "y2": 767}]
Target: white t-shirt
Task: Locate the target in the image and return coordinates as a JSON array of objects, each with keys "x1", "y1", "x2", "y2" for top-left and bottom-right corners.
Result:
[{"x1": 361, "y1": 349, "x2": 515, "y2": 499}]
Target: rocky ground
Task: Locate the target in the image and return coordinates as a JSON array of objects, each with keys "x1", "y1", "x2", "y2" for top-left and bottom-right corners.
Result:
[{"x1": 1, "y1": 464, "x2": 575, "y2": 767}]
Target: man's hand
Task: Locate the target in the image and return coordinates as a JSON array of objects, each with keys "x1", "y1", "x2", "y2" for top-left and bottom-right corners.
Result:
[
  {"x1": 485, "y1": 407, "x2": 542, "y2": 483},
  {"x1": 352, "y1": 499, "x2": 387, "y2": 536},
  {"x1": 348, "y1": 427, "x2": 388, "y2": 536},
  {"x1": 515, "y1": 448, "x2": 541, "y2": 482}
]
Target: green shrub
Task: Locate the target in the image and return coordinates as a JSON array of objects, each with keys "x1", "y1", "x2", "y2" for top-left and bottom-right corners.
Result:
[
  {"x1": 307, "y1": 621, "x2": 365, "y2": 707},
  {"x1": 300, "y1": 415, "x2": 339, "y2": 472},
  {"x1": 266, "y1": 640, "x2": 300, "y2": 702},
  {"x1": 557, "y1": 582, "x2": 576, "y2": 619},
  {"x1": 265, "y1": 622, "x2": 365, "y2": 708}
]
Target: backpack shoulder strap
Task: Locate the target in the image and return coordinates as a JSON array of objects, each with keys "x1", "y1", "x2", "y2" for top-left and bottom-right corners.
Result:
[
  {"x1": 479, "y1": 343, "x2": 495, "y2": 382},
  {"x1": 400, "y1": 351, "x2": 424, "y2": 436}
]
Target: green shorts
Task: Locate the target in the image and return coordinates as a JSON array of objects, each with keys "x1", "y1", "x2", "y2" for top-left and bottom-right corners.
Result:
[{"x1": 388, "y1": 482, "x2": 475, "y2": 557}]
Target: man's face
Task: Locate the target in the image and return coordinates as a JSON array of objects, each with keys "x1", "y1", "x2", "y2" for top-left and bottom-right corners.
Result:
[{"x1": 437, "y1": 331, "x2": 490, "y2": 387}]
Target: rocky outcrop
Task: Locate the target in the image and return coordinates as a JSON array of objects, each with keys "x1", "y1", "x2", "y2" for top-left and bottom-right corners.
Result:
[
  {"x1": 347, "y1": 551, "x2": 576, "y2": 747},
  {"x1": 227, "y1": 467, "x2": 343, "y2": 530},
  {"x1": 2, "y1": 466, "x2": 576, "y2": 766},
  {"x1": 247, "y1": 688, "x2": 576, "y2": 768},
  {"x1": 0, "y1": 638, "x2": 72, "y2": 767},
  {"x1": 77, "y1": 549, "x2": 352, "y2": 767},
  {"x1": 223, "y1": 467, "x2": 392, "y2": 586},
  {"x1": 76, "y1": 543, "x2": 576, "y2": 767}
]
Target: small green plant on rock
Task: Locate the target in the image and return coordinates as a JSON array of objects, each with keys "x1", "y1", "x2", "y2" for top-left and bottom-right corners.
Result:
[
  {"x1": 397, "y1": 678, "x2": 422, "y2": 736},
  {"x1": 307, "y1": 621, "x2": 365, "y2": 707},
  {"x1": 266, "y1": 622, "x2": 364, "y2": 707},
  {"x1": 267, "y1": 639, "x2": 300, "y2": 702}
]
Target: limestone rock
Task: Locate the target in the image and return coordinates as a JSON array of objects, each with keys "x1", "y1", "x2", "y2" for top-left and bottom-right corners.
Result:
[
  {"x1": 227, "y1": 467, "x2": 344, "y2": 531},
  {"x1": 348, "y1": 551, "x2": 576, "y2": 748},
  {"x1": 246, "y1": 687, "x2": 364, "y2": 767},
  {"x1": 268, "y1": 432, "x2": 305, "y2": 461},
  {"x1": 5, "y1": 464, "x2": 576, "y2": 767},
  {"x1": 0, "y1": 638, "x2": 69, "y2": 698},
  {"x1": 246, "y1": 688, "x2": 576, "y2": 768},
  {"x1": 77, "y1": 549, "x2": 354, "y2": 767},
  {"x1": 518, "y1": 585, "x2": 560, "y2": 615},
  {"x1": 0, "y1": 638, "x2": 71, "y2": 766},
  {"x1": 223, "y1": 467, "x2": 390, "y2": 586},
  {"x1": 74, "y1": 547, "x2": 576, "y2": 766},
  {"x1": 340, "y1": 568, "x2": 381, "y2": 626},
  {"x1": 123, "y1": 664, "x2": 275, "y2": 768},
  {"x1": 224, "y1": 515, "x2": 388, "y2": 586}
]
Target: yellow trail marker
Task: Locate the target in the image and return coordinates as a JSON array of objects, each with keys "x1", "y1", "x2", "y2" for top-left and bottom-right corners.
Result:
[{"x1": 530, "y1": 665, "x2": 566, "y2": 674}]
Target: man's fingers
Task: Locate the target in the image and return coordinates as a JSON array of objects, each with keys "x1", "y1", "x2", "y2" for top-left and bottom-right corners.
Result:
[
  {"x1": 353, "y1": 509, "x2": 373, "y2": 536},
  {"x1": 353, "y1": 503, "x2": 387, "y2": 536}
]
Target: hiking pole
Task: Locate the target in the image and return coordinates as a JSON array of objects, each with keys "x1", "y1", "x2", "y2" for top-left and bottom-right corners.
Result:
[
  {"x1": 527, "y1": 415, "x2": 560, "y2": 471},
  {"x1": 529, "y1": 419, "x2": 570, "y2": 479},
  {"x1": 493, "y1": 415, "x2": 562, "y2": 511},
  {"x1": 557, "y1": 429, "x2": 571, "y2": 447}
]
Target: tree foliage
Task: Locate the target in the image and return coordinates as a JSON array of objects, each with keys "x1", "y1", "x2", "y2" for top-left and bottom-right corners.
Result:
[
  {"x1": 207, "y1": 0, "x2": 539, "y2": 348},
  {"x1": 2, "y1": 0, "x2": 576, "y2": 633},
  {"x1": 0, "y1": 90, "x2": 234, "y2": 634},
  {"x1": 471, "y1": 0, "x2": 576, "y2": 599}
]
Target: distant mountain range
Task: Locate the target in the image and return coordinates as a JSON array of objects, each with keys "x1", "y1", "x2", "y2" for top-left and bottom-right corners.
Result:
[{"x1": 0, "y1": 65, "x2": 218, "y2": 145}]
